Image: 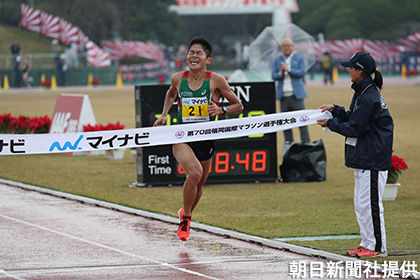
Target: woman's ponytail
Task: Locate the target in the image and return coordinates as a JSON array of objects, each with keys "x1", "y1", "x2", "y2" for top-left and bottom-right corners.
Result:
[{"x1": 373, "y1": 69, "x2": 383, "y2": 90}]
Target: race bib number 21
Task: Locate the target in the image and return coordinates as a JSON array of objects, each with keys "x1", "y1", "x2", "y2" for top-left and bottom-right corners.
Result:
[{"x1": 181, "y1": 97, "x2": 210, "y2": 122}]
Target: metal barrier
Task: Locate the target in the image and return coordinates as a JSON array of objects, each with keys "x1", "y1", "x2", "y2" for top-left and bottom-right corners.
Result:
[
  {"x1": 0, "y1": 53, "x2": 88, "y2": 70},
  {"x1": 0, "y1": 66, "x2": 118, "y2": 87}
]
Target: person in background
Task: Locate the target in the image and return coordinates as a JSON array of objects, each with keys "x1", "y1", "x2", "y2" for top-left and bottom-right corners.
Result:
[
  {"x1": 272, "y1": 38, "x2": 310, "y2": 148},
  {"x1": 321, "y1": 50, "x2": 334, "y2": 85},
  {"x1": 57, "y1": 54, "x2": 68, "y2": 86},
  {"x1": 13, "y1": 55, "x2": 23, "y2": 87},
  {"x1": 13, "y1": 55, "x2": 31, "y2": 88},
  {"x1": 64, "y1": 43, "x2": 79, "y2": 67},
  {"x1": 153, "y1": 37, "x2": 243, "y2": 242},
  {"x1": 79, "y1": 43, "x2": 88, "y2": 67},
  {"x1": 51, "y1": 39, "x2": 62, "y2": 64},
  {"x1": 10, "y1": 40, "x2": 20, "y2": 58},
  {"x1": 317, "y1": 51, "x2": 393, "y2": 258},
  {"x1": 20, "y1": 55, "x2": 32, "y2": 88}
]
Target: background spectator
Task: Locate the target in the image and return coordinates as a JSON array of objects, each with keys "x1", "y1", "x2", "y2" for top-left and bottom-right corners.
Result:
[
  {"x1": 64, "y1": 43, "x2": 79, "y2": 67},
  {"x1": 321, "y1": 50, "x2": 334, "y2": 85},
  {"x1": 57, "y1": 54, "x2": 68, "y2": 86},
  {"x1": 10, "y1": 40, "x2": 20, "y2": 58},
  {"x1": 13, "y1": 55, "x2": 23, "y2": 87},
  {"x1": 20, "y1": 55, "x2": 32, "y2": 88},
  {"x1": 272, "y1": 38, "x2": 310, "y2": 147},
  {"x1": 51, "y1": 39, "x2": 62, "y2": 64}
]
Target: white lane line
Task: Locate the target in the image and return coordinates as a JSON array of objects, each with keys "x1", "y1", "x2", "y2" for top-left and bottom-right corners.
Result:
[
  {"x1": 274, "y1": 235, "x2": 361, "y2": 242},
  {"x1": 0, "y1": 214, "x2": 221, "y2": 280},
  {"x1": 0, "y1": 269, "x2": 26, "y2": 280},
  {"x1": 3, "y1": 256, "x2": 275, "y2": 278}
]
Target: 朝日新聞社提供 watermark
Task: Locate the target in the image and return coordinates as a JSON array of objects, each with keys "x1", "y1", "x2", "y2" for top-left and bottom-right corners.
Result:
[{"x1": 288, "y1": 260, "x2": 418, "y2": 279}]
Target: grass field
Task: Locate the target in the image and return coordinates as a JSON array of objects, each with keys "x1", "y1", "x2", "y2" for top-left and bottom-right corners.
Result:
[
  {"x1": 0, "y1": 25, "x2": 52, "y2": 55},
  {"x1": 0, "y1": 80, "x2": 419, "y2": 268}
]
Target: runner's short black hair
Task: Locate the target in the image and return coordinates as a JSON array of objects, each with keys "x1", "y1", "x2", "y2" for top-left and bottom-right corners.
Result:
[{"x1": 188, "y1": 37, "x2": 212, "y2": 58}]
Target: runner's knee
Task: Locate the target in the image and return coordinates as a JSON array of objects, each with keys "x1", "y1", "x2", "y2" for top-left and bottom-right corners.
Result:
[{"x1": 186, "y1": 166, "x2": 203, "y2": 183}]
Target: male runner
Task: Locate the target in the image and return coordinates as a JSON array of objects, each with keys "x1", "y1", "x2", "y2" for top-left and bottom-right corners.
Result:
[{"x1": 154, "y1": 37, "x2": 243, "y2": 241}]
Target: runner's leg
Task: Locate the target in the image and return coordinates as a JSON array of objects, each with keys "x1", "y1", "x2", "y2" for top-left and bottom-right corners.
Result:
[
  {"x1": 191, "y1": 158, "x2": 212, "y2": 213},
  {"x1": 173, "y1": 143, "x2": 203, "y2": 217}
]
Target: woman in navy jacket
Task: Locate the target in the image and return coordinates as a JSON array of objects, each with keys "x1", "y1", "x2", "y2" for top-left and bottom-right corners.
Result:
[{"x1": 317, "y1": 51, "x2": 393, "y2": 258}]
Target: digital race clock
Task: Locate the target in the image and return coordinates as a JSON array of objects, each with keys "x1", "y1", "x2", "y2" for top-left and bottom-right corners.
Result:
[{"x1": 134, "y1": 82, "x2": 278, "y2": 186}]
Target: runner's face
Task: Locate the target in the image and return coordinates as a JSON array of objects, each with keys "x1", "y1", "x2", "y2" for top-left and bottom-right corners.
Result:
[{"x1": 187, "y1": 44, "x2": 211, "y2": 70}]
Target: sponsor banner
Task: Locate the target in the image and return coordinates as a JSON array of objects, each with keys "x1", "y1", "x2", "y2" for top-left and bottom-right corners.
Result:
[
  {"x1": 0, "y1": 110, "x2": 330, "y2": 156},
  {"x1": 175, "y1": 0, "x2": 288, "y2": 8},
  {"x1": 119, "y1": 62, "x2": 169, "y2": 82},
  {"x1": 49, "y1": 94, "x2": 96, "y2": 134},
  {"x1": 171, "y1": 0, "x2": 299, "y2": 16}
]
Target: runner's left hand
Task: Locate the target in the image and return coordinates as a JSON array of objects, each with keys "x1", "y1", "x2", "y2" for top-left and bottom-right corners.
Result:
[{"x1": 208, "y1": 100, "x2": 219, "y2": 116}]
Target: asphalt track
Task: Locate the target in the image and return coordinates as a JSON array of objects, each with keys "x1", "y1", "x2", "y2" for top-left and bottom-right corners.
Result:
[{"x1": 0, "y1": 179, "x2": 411, "y2": 280}]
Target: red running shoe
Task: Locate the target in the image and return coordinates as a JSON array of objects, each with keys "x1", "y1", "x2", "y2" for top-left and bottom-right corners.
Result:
[
  {"x1": 177, "y1": 218, "x2": 191, "y2": 241},
  {"x1": 347, "y1": 246, "x2": 366, "y2": 257}
]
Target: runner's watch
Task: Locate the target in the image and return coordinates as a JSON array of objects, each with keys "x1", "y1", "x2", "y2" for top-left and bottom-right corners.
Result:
[{"x1": 222, "y1": 106, "x2": 228, "y2": 115}]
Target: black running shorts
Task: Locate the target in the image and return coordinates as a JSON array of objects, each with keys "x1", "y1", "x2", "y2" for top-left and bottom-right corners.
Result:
[{"x1": 187, "y1": 140, "x2": 216, "y2": 161}]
